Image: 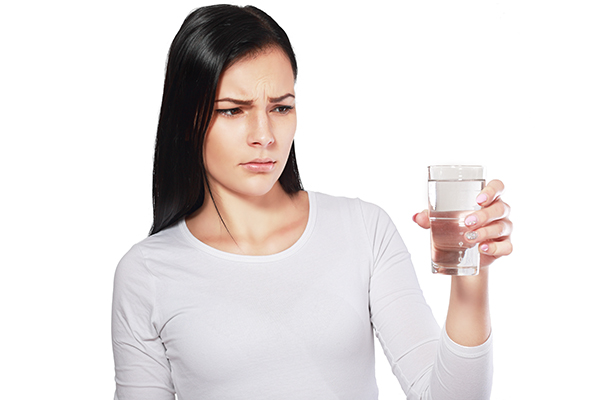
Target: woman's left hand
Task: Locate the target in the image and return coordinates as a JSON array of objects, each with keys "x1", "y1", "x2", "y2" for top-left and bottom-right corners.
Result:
[{"x1": 413, "y1": 179, "x2": 513, "y2": 267}]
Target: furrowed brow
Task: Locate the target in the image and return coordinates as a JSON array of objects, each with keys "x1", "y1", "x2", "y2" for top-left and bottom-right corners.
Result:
[
  {"x1": 215, "y1": 93, "x2": 295, "y2": 105},
  {"x1": 215, "y1": 98, "x2": 253, "y2": 106},
  {"x1": 269, "y1": 93, "x2": 295, "y2": 103}
]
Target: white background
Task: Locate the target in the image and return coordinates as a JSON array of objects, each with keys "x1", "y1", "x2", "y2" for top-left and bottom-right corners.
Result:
[{"x1": 1, "y1": 0, "x2": 598, "y2": 398}]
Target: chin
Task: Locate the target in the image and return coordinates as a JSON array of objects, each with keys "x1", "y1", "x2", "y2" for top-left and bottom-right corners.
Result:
[
  {"x1": 221, "y1": 176, "x2": 283, "y2": 199},
  {"x1": 242, "y1": 181, "x2": 282, "y2": 198}
]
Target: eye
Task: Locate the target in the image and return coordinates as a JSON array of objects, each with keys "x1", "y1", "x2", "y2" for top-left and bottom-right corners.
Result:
[
  {"x1": 272, "y1": 105, "x2": 294, "y2": 115},
  {"x1": 215, "y1": 108, "x2": 243, "y2": 117}
]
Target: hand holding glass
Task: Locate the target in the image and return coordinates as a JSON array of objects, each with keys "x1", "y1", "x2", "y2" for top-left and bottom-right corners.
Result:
[{"x1": 428, "y1": 165, "x2": 485, "y2": 276}]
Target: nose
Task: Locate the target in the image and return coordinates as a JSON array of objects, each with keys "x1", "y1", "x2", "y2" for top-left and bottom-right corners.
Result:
[{"x1": 247, "y1": 111, "x2": 274, "y2": 148}]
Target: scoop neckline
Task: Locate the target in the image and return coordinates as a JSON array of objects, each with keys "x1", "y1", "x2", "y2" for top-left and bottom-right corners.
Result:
[{"x1": 178, "y1": 190, "x2": 317, "y2": 263}]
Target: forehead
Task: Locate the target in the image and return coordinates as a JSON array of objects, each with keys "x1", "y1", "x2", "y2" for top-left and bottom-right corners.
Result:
[{"x1": 216, "y1": 49, "x2": 295, "y2": 98}]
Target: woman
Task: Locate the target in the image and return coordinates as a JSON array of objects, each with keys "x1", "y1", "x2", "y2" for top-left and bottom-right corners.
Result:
[{"x1": 112, "y1": 4, "x2": 512, "y2": 400}]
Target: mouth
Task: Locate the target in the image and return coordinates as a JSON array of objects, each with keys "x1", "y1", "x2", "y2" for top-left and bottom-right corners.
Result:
[{"x1": 240, "y1": 158, "x2": 276, "y2": 172}]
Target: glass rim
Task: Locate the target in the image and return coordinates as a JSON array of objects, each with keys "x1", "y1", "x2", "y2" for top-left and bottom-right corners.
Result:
[
  {"x1": 428, "y1": 165, "x2": 485, "y2": 181},
  {"x1": 428, "y1": 165, "x2": 484, "y2": 169}
]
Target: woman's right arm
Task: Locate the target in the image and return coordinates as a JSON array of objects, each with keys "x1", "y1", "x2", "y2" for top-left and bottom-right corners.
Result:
[
  {"x1": 361, "y1": 200, "x2": 493, "y2": 400},
  {"x1": 112, "y1": 246, "x2": 175, "y2": 400}
]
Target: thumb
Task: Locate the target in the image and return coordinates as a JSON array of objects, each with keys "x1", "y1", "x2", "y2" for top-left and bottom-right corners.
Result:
[{"x1": 412, "y1": 209, "x2": 430, "y2": 229}]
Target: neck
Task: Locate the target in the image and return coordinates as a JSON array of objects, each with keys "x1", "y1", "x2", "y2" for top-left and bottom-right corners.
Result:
[
  {"x1": 187, "y1": 183, "x2": 307, "y2": 255},
  {"x1": 206, "y1": 183, "x2": 291, "y2": 236}
]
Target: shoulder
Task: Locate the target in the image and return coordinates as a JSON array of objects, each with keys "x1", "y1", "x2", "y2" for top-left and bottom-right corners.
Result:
[
  {"x1": 310, "y1": 190, "x2": 390, "y2": 223},
  {"x1": 113, "y1": 243, "x2": 152, "y2": 292},
  {"x1": 114, "y1": 222, "x2": 184, "y2": 282},
  {"x1": 309, "y1": 191, "x2": 406, "y2": 263},
  {"x1": 309, "y1": 191, "x2": 397, "y2": 243}
]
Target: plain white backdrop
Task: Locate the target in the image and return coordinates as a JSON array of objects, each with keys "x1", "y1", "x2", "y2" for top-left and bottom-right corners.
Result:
[{"x1": 1, "y1": 0, "x2": 598, "y2": 398}]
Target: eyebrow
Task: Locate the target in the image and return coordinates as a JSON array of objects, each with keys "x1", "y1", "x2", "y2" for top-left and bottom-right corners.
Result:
[{"x1": 215, "y1": 93, "x2": 295, "y2": 105}]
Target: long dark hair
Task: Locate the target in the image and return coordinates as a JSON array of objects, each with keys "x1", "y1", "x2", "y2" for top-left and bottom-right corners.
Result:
[{"x1": 150, "y1": 5, "x2": 303, "y2": 235}]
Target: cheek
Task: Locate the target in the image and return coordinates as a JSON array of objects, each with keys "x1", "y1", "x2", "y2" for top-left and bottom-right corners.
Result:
[
  {"x1": 277, "y1": 116, "x2": 297, "y2": 148},
  {"x1": 203, "y1": 128, "x2": 234, "y2": 174},
  {"x1": 205, "y1": 134, "x2": 224, "y2": 157}
]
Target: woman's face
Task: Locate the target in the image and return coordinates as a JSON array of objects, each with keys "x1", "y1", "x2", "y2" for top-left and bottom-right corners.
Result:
[{"x1": 203, "y1": 48, "x2": 297, "y2": 200}]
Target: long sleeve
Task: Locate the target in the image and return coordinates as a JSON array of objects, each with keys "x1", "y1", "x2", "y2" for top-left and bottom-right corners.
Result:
[
  {"x1": 360, "y1": 200, "x2": 493, "y2": 400},
  {"x1": 111, "y1": 246, "x2": 175, "y2": 400}
]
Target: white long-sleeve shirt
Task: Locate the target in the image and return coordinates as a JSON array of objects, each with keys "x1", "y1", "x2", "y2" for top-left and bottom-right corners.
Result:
[{"x1": 112, "y1": 191, "x2": 492, "y2": 399}]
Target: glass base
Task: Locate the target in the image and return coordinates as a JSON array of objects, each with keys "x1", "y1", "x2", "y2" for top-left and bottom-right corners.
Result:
[{"x1": 432, "y1": 263, "x2": 479, "y2": 276}]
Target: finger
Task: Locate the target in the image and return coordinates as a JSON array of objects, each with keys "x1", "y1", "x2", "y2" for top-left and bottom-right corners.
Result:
[
  {"x1": 412, "y1": 209, "x2": 430, "y2": 229},
  {"x1": 480, "y1": 239, "x2": 513, "y2": 257},
  {"x1": 465, "y1": 219, "x2": 513, "y2": 243},
  {"x1": 465, "y1": 201, "x2": 511, "y2": 228},
  {"x1": 476, "y1": 179, "x2": 505, "y2": 207}
]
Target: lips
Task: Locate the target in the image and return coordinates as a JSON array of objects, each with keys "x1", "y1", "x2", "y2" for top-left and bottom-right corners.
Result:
[{"x1": 241, "y1": 158, "x2": 276, "y2": 172}]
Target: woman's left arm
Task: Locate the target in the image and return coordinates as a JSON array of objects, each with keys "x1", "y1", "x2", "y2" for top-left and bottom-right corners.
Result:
[{"x1": 414, "y1": 179, "x2": 513, "y2": 346}]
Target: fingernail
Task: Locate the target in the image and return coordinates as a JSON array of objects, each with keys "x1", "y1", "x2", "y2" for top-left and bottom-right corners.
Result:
[
  {"x1": 476, "y1": 193, "x2": 488, "y2": 204},
  {"x1": 481, "y1": 244, "x2": 489, "y2": 252},
  {"x1": 465, "y1": 215, "x2": 477, "y2": 226},
  {"x1": 466, "y1": 231, "x2": 478, "y2": 241},
  {"x1": 412, "y1": 213, "x2": 418, "y2": 223}
]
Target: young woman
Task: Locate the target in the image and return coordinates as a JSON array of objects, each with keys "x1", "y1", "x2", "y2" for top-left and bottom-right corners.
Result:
[{"x1": 112, "y1": 5, "x2": 512, "y2": 400}]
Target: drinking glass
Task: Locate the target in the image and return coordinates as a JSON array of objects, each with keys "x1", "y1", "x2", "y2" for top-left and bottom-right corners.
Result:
[{"x1": 428, "y1": 165, "x2": 485, "y2": 276}]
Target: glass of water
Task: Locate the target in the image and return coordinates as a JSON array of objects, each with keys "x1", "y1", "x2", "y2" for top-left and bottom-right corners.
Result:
[{"x1": 428, "y1": 165, "x2": 485, "y2": 276}]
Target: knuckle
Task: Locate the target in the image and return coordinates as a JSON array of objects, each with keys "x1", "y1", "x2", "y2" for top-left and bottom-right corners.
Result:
[
  {"x1": 476, "y1": 227, "x2": 488, "y2": 241},
  {"x1": 487, "y1": 179, "x2": 505, "y2": 200},
  {"x1": 497, "y1": 180, "x2": 505, "y2": 192},
  {"x1": 502, "y1": 202, "x2": 511, "y2": 217},
  {"x1": 479, "y1": 207, "x2": 492, "y2": 223},
  {"x1": 481, "y1": 202, "x2": 500, "y2": 223},
  {"x1": 499, "y1": 221, "x2": 510, "y2": 237},
  {"x1": 504, "y1": 220, "x2": 514, "y2": 235},
  {"x1": 493, "y1": 201, "x2": 505, "y2": 214},
  {"x1": 491, "y1": 179, "x2": 505, "y2": 191}
]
